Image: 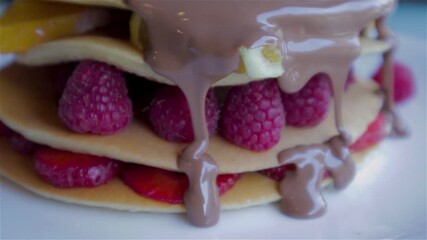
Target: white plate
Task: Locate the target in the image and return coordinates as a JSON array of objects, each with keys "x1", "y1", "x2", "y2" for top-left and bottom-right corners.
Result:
[{"x1": 1, "y1": 25, "x2": 426, "y2": 240}]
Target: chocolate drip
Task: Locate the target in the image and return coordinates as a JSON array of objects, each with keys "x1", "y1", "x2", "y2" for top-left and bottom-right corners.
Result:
[
  {"x1": 375, "y1": 16, "x2": 408, "y2": 136},
  {"x1": 278, "y1": 136, "x2": 355, "y2": 218},
  {"x1": 179, "y1": 141, "x2": 219, "y2": 227},
  {"x1": 141, "y1": 64, "x2": 229, "y2": 227},
  {"x1": 175, "y1": 77, "x2": 221, "y2": 227},
  {"x1": 126, "y1": 0, "x2": 395, "y2": 226}
]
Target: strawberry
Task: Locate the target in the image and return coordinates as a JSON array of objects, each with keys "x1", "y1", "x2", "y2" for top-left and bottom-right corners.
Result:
[
  {"x1": 121, "y1": 164, "x2": 240, "y2": 204},
  {"x1": 350, "y1": 113, "x2": 387, "y2": 152},
  {"x1": 35, "y1": 147, "x2": 121, "y2": 188},
  {"x1": 258, "y1": 164, "x2": 296, "y2": 181},
  {"x1": 259, "y1": 164, "x2": 331, "y2": 181}
]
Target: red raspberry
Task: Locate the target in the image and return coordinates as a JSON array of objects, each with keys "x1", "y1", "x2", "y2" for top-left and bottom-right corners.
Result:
[
  {"x1": 0, "y1": 120, "x2": 12, "y2": 137},
  {"x1": 54, "y1": 63, "x2": 77, "y2": 99},
  {"x1": 59, "y1": 60, "x2": 132, "y2": 135},
  {"x1": 373, "y1": 61, "x2": 415, "y2": 103},
  {"x1": 126, "y1": 75, "x2": 162, "y2": 121},
  {"x1": 35, "y1": 147, "x2": 121, "y2": 188},
  {"x1": 11, "y1": 133, "x2": 40, "y2": 155},
  {"x1": 281, "y1": 74, "x2": 331, "y2": 127},
  {"x1": 350, "y1": 113, "x2": 386, "y2": 152},
  {"x1": 121, "y1": 164, "x2": 240, "y2": 204},
  {"x1": 221, "y1": 79, "x2": 285, "y2": 151},
  {"x1": 147, "y1": 86, "x2": 218, "y2": 143}
]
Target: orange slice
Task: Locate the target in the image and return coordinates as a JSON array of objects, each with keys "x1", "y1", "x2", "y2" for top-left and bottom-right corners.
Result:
[{"x1": 0, "y1": 0, "x2": 111, "y2": 53}]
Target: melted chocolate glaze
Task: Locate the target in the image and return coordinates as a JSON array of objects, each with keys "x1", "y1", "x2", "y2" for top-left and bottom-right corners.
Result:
[
  {"x1": 375, "y1": 16, "x2": 408, "y2": 136},
  {"x1": 278, "y1": 136, "x2": 355, "y2": 218},
  {"x1": 126, "y1": 0, "x2": 396, "y2": 227}
]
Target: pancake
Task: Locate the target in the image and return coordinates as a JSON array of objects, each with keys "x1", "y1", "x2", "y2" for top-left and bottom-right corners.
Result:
[{"x1": 15, "y1": 36, "x2": 391, "y2": 87}]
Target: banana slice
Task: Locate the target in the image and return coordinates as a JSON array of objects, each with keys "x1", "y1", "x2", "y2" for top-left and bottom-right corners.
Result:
[
  {"x1": 129, "y1": 12, "x2": 150, "y2": 53},
  {"x1": 129, "y1": 13, "x2": 284, "y2": 80},
  {"x1": 239, "y1": 45, "x2": 284, "y2": 79}
]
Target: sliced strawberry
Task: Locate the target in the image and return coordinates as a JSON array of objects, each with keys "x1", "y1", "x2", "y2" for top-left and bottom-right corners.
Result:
[
  {"x1": 259, "y1": 164, "x2": 332, "y2": 181},
  {"x1": 121, "y1": 164, "x2": 240, "y2": 204},
  {"x1": 258, "y1": 164, "x2": 296, "y2": 181},
  {"x1": 35, "y1": 147, "x2": 121, "y2": 188},
  {"x1": 350, "y1": 113, "x2": 387, "y2": 152}
]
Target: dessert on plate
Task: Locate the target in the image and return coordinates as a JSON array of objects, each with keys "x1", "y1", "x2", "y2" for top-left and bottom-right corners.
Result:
[{"x1": 0, "y1": 0, "x2": 411, "y2": 227}]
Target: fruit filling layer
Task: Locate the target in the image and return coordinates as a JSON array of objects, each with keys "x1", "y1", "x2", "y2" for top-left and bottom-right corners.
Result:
[
  {"x1": 0, "y1": 58, "x2": 400, "y2": 222},
  {"x1": 0, "y1": 65, "x2": 383, "y2": 172},
  {"x1": 0, "y1": 112, "x2": 385, "y2": 206}
]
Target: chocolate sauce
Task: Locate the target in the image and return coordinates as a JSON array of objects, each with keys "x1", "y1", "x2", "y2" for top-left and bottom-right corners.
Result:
[
  {"x1": 126, "y1": 0, "x2": 395, "y2": 226},
  {"x1": 278, "y1": 136, "x2": 355, "y2": 218},
  {"x1": 375, "y1": 16, "x2": 408, "y2": 136}
]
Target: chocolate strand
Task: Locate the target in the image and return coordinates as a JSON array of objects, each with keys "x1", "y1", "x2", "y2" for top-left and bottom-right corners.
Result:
[
  {"x1": 375, "y1": 15, "x2": 408, "y2": 136},
  {"x1": 278, "y1": 136, "x2": 354, "y2": 218}
]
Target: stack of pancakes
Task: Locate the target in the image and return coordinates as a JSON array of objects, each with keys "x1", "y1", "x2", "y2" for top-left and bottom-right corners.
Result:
[{"x1": 0, "y1": 0, "x2": 397, "y2": 226}]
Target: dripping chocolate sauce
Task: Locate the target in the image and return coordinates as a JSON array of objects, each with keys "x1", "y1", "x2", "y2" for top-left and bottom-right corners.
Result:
[
  {"x1": 126, "y1": 0, "x2": 396, "y2": 227},
  {"x1": 375, "y1": 16, "x2": 408, "y2": 136},
  {"x1": 278, "y1": 136, "x2": 355, "y2": 218}
]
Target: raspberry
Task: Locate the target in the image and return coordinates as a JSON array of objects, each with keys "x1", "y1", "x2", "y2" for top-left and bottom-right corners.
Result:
[
  {"x1": 373, "y1": 61, "x2": 415, "y2": 103},
  {"x1": 121, "y1": 164, "x2": 240, "y2": 204},
  {"x1": 220, "y1": 79, "x2": 285, "y2": 151},
  {"x1": 147, "y1": 86, "x2": 218, "y2": 143},
  {"x1": 350, "y1": 113, "x2": 386, "y2": 152},
  {"x1": 54, "y1": 63, "x2": 77, "y2": 99},
  {"x1": 59, "y1": 61, "x2": 132, "y2": 135},
  {"x1": 126, "y1": 74, "x2": 161, "y2": 120},
  {"x1": 35, "y1": 147, "x2": 121, "y2": 188},
  {"x1": 281, "y1": 74, "x2": 331, "y2": 127},
  {"x1": 0, "y1": 120, "x2": 12, "y2": 137},
  {"x1": 11, "y1": 133, "x2": 39, "y2": 155}
]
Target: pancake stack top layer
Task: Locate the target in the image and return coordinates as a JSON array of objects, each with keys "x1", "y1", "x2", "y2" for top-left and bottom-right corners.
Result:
[{"x1": 0, "y1": 0, "x2": 403, "y2": 227}]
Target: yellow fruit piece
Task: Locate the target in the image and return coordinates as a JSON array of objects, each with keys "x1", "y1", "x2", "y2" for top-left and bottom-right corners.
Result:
[
  {"x1": 0, "y1": 0, "x2": 111, "y2": 53},
  {"x1": 261, "y1": 45, "x2": 281, "y2": 64},
  {"x1": 129, "y1": 12, "x2": 148, "y2": 52}
]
